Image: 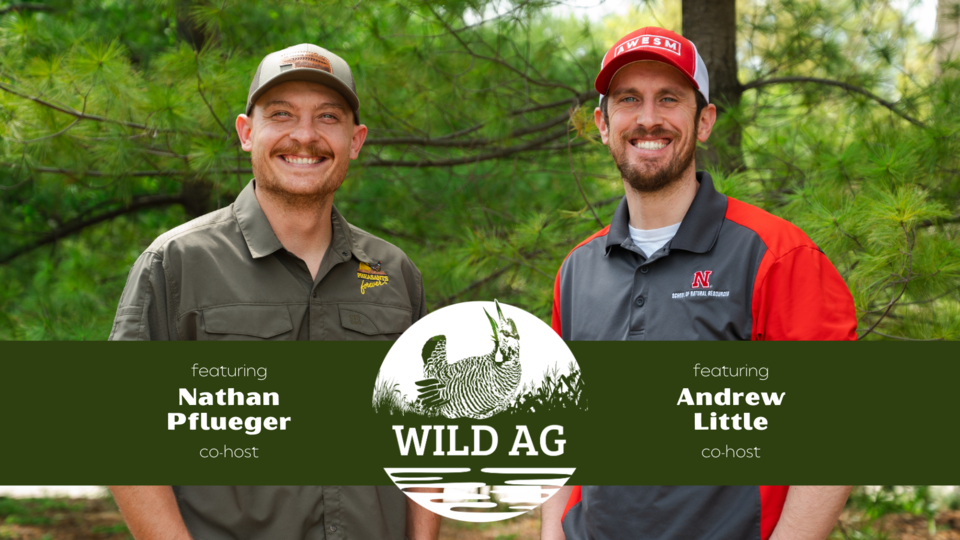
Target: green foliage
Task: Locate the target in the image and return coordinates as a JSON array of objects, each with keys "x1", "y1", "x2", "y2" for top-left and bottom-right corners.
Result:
[
  {"x1": 505, "y1": 362, "x2": 586, "y2": 414},
  {"x1": 841, "y1": 486, "x2": 946, "y2": 539},
  {"x1": 0, "y1": 0, "x2": 957, "y2": 340}
]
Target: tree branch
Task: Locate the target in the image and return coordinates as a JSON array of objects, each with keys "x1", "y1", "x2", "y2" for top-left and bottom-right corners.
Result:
[
  {"x1": 364, "y1": 128, "x2": 568, "y2": 168},
  {"x1": 433, "y1": 264, "x2": 513, "y2": 308},
  {"x1": 0, "y1": 81, "x2": 222, "y2": 137},
  {"x1": 742, "y1": 76, "x2": 926, "y2": 128},
  {"x1": 0, "y1": 3, "x2": 54, "y2": 14},
  {"x1": 2, "y1": 164, "x2": 250, "y2": 177},
  {"x1": 0, "y1": 194, "x2": 186, "y2": 265},
  {"x1": 510, "y1": 89, "x2": 600, "y2": 116},
  {"x1": 366, "y1": 112, "x2": 569, "y2": 147}
]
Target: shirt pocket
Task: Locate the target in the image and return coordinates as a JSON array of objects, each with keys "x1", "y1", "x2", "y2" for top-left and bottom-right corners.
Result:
[
  {"x1": 337, "y1": 302, "x2": 413, "y2": 340},
  {"x1": 200, "y1": 305, "x2": 294, "y2": 341}
]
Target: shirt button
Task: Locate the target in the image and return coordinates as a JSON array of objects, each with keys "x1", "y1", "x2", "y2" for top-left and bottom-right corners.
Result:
[
  {"x1": 640, "y1": 266, "x2": 649, "y2": 274},
  {"x1": 635, "y1": 296, "x2": 645, "y2": 307},
  {"x1": 329, "y1": 525, "x2": 337, "y2": 532},
  {"x1": 312, "y1": 292, "x2": 317, "y2": 298}
]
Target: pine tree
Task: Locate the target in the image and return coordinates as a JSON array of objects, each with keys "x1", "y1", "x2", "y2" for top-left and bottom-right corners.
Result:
[{"x1": 0, "y1": 0, "x2": 957, "y2": 340}]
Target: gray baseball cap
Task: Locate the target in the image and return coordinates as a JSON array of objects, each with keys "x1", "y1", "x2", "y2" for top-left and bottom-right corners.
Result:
[{"x1": 246, "y1": 44, "x2": 360, "y2": 124}]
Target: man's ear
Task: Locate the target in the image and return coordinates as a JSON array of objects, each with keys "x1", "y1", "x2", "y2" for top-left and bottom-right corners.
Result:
[
  {"x1": 594, "y1": 106, "x2": 610, "y2": 145},
  {"x1": 697, "y1": 103, "x2": 718, "y2": 143},
  {"x1": 350, "y1": 123, "x2": 368, "y2": 160},
  {"x1": 236, "y1": 114, "x2": 254, "y2": 152}
]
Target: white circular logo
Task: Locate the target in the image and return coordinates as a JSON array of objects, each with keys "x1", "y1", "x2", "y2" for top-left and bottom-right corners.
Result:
[{"x1": 372, "y1": 301, "x2": 586, "y2": 522}]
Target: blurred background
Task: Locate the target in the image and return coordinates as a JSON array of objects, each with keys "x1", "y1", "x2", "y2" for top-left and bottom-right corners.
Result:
[
  {"x1": 0, "y1": 485, "x2": 958, "y2": 539},
  {"x1": 1, "y1": 0, "x2": 960, "y2": 340}
]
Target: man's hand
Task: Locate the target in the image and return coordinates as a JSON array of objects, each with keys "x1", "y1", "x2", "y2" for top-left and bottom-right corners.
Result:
[
  {"x1": 540, "y1": 485, "x2": 572, "y2": 540},
  {"x1": 110, "y1": 486, "x2": 193, "y2": 540},
  {"x1": 770, "y1": 486, "x2": 852, "y2": 540},
  {"x1": 405, "y1": 488, "x2": 442, "y2": 540}
]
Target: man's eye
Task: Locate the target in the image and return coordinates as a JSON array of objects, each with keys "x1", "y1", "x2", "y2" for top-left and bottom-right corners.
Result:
[
  {"x1": 271, "y1": 111, "x2": 291, "y2": 117},
  {"x1": 320, "y1": 113, "x2": 337, "y2": 120},
  {"x1": 662, "y1": 97, "x2": 678, "y2": 103},
  {"x1": 622, "y1": 96, "x2": 639, "y2": 103}
]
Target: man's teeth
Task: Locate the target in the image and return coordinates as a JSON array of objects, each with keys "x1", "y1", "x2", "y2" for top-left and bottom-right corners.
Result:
[
  {"x1": 283, "y1": 156, "x2": 322, "y2": 164},
  {"x1": 632, "y1": 140, "x2": 668, "y2": 150}
]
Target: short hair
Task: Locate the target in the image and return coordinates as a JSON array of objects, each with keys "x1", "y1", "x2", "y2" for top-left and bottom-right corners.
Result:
[{"x1": 600, "y1": 89, "x2": 708, "y2": 130}]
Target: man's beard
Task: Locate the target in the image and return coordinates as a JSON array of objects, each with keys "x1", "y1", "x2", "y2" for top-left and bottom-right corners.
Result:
[
  {"x1": 252, "y1": 141, "x2": 348, "y2": 209},
  {"x1": 612, "y1": 127, "x2": 696, "y2": 193}
]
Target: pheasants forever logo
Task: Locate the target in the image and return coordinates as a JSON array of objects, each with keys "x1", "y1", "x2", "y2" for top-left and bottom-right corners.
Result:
[{"x1": 372, "y1": 301, "x2": 585, "y2": 522}]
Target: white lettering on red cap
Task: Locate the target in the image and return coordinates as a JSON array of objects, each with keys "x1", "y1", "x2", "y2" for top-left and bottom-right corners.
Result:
[{"x1": 613, "y1": 35, "x2": 682, "y2": 57}]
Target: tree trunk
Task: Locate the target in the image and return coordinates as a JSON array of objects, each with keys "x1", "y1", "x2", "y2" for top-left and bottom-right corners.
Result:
[
  {"x1": 682, "y1": 0, "x2": 743, "y2": 172},
  {"x1": 937, "y1": 0, "x2": 960, "y2": 71}
]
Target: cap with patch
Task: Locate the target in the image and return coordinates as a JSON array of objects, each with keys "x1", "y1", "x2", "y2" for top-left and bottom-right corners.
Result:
[
  {"x1": 596, "y1": 27, "x2": 709, "y2": 103},
  {"x1": 246, "y1": 44, "x2": 360, "y2": 123}
]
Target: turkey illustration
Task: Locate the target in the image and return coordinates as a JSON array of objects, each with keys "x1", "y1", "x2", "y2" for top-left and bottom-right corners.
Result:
[{"x1": 415, "y1": 300, "x2": 522, "y2": 419}]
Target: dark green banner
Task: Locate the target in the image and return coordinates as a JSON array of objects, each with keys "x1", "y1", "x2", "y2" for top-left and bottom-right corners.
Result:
[{"x1": 2, "y1": 342, "x2": 956, "y2": 484}]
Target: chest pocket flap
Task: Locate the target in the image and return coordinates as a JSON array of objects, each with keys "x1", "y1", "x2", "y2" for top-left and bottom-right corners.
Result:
[
  {"x1": 202, "y1": 305, "x2": 293, "y2": 339},
  {"x1": 338, "y1": 303, "x2": 412, "y2": 336}
]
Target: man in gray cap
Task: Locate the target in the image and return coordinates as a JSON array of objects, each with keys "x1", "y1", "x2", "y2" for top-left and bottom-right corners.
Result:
[{"x1": 109, "y1": 45, "x2": 438, "y2": 539}]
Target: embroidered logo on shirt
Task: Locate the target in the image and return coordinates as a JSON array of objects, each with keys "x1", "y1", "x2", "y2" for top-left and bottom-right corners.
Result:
[
  {"x1": 691, "y1": 270, "x2": 713, "y2": 289},
  {"x1": 672, "y1": 270, "x2": 729, "y2": 300},
  {"x1": 357, "y1": 261, "x2": 389, "y2": 294}
]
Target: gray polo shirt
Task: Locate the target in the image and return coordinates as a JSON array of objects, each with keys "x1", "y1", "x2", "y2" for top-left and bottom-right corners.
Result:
[
  {"x1": 109, "y1": 179, "x2": 426, "y2": 341},
  {"x1": 552, "y1": 172, "x2": 856, "y2": 340}
]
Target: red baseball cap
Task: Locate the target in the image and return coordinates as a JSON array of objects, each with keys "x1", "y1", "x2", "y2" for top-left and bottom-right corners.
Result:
[{"x1": 595, "y1": 27, "x2": 709, "y2": 103}]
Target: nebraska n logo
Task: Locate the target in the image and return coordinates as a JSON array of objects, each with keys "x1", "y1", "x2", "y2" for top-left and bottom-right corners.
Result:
[{"x1": 691, "y1": 270, "x2": 713, "y2": 289}]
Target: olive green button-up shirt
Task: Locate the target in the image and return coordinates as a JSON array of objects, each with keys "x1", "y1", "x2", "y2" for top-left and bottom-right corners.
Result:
[
  {"x1": 110, "y1": 180, "x2": 423, "y2": 538},
  {"x1": 174, "y1": 486, "x2": 406, "y2": 540},
  {"x1": 109, "y1": 179, "x2": 426, "y2": 341}
]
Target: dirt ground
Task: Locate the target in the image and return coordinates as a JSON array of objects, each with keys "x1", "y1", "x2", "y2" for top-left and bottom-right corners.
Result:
[{"x1": 1, "y1": 497, "x2": 958, "y2": 540}]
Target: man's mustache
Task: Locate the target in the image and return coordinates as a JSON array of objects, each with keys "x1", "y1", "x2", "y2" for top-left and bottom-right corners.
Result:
[
  {"x1": 270, "y1": 143, "x2": 331, "y2": 158},
  {"x1": 620, "y1": 127, "x2": 679, "y2": 141}
]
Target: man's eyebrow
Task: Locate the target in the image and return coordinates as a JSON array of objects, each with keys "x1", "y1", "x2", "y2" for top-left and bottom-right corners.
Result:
[
  {"x1": 609, "y1": 87, "x2": 639, "y2": 98},
  {"x1": 609, "y1": 86, "x2": 690, "y2": 97},
  {"x1": 262, "y1": 100, "x2": 294, "y2": 110},
  {"x1": 316, "y1": 101, "x2": 347, "y2": 111}
]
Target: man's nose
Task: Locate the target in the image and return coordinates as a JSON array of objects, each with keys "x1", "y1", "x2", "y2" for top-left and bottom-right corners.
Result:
[
  {"x1": 288, "y1": 116, "x2": 321, "y2": 145},
  {"x1": 635, "y1": 99, "x2": 663, "y2": 130}
]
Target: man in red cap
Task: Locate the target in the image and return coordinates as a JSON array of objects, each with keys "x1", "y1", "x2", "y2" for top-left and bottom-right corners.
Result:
[{"x1": 543, "y1": 27, "x2": 854, "y2": 540}]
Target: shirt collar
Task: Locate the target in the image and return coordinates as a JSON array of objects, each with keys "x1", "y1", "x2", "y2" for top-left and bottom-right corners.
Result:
[
  {"x1": 234, "y1": 179, "x2": 374, "y2": 265},
  {"x1": 605, "y1": 171, "x2": 727, "y2": 255},
  {"x1": 234, "y1": 180, "x2": 284, "y2": 259}
]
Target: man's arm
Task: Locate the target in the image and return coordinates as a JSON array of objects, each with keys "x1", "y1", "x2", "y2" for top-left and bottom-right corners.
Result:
[
  {"x1": 405, "y1": 491, "x2": 441, "y2": 540},
  {"x1": 769, "y1": 486, "x2": 851, "y2": 540},
  {"x1": 753, "y1": 246, "x2": 857, "y2": 340},
  {"x1": 540, "y1": 485, "x2": 572, "y2": 540},
  {"x1": 110, "y1": 486, "x2": 193, "y2": 540},
  {"x1": 109, "y1": 251, "x2": 175, "y2": 340}
]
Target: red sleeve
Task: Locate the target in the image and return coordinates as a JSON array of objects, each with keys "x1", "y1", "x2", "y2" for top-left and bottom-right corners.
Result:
[
  {"x1": 561, "y1": 485, "x2": 582, "y2": 523},
  {"x1": 760, "y1": 485, "x2": 789, "y2": 540},
  {"x1": 551, "y1": 225, "x2": 610, "y2": 339},
  {"x1": 752, "y1": 246, "x2": 856, "y2": 340},
  {"x1": 551, "y1": 264, "x2": 563, "y2": 337}
]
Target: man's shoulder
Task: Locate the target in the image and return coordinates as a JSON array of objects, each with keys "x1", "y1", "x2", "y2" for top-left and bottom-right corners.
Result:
[
  {"x1": 144, "y1": 205, "x2": 237, "y2": 256},
  {"x1": 348, "y1": 223, "x2": 420, "y2": 273},
  {"x1": 724, "y1": 197, "x2": 818, "y2": 259},
  {"x1": 563, "y1": 225, "x2": 612, "y2": 265}
]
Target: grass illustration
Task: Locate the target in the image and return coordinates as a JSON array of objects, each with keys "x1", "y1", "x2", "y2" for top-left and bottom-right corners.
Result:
[
  {"x1": 373, "y1": 362, "x2": 586, "y2": 417},
  {"x1": 503, "y1": 362, "x2": 587, "y2": 415},
  {"x1": 372, "y1": 376, "x2": 417, "y2": 416}
]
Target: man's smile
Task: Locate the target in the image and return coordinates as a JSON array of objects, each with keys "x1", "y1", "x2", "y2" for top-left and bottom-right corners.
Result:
[
  {"x1": 629, "y1": 137, "x2": 672, "y2": 152},
  {"x1": 278, "y1": 154, "x2": 328, "y2": 166}
]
